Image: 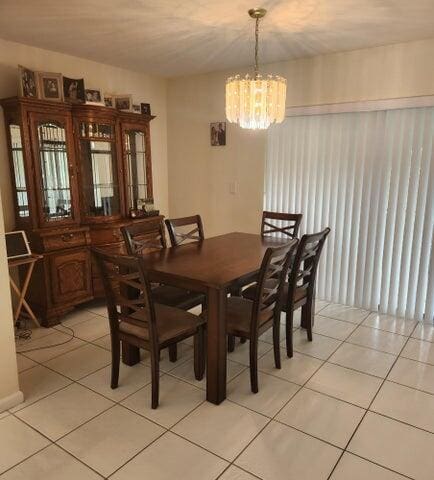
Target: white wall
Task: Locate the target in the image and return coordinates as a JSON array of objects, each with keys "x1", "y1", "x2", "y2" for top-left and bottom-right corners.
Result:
[
  {"x1": 167, "y1": 37, "x2": 434, "y2": 236},
  {"x1": 0, "y1": 37, "x2": 169, "y2": 230},
  {"x1": 0, "y1": 191, "x2": 22, "y2": 412}
]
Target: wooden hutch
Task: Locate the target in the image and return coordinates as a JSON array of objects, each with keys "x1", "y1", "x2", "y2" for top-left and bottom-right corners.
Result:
[{"x1": 1, "y1": 96, "x2": 161, "y2": 326}]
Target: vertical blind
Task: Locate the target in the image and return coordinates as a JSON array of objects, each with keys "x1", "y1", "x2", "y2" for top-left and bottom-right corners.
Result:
[{"x1": 265, "y1": 107, "x2": 434, "y2": 322}]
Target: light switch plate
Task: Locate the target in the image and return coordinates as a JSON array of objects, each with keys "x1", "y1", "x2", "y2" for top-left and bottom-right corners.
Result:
[{"x1": 229, "y1": 181, "x2": 238, "y2": 194}]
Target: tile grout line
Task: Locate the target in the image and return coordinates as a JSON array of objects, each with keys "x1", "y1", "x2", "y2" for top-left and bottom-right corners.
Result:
[
  {"x1": 58, "y1": 321, "x2": 434, "y2": 477},
  {"x1": 325, "y1": 319, "x2": 420, "y2": 480},
  {"x1": 9, "y1": 304, "x2": 431, "y2": 480},
  {"x1": 213, "y1": 317, "x2": 350, "y2": 479}
]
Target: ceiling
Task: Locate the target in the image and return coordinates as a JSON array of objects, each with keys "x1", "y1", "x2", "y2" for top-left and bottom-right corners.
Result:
[{"x1": 0, "y1": 0, "x2": 434, "y2": 77}]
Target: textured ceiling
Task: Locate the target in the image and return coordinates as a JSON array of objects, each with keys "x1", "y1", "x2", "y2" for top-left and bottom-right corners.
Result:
[{"x1": 0, "y1": 0, "x2": 434, "y2": 77}]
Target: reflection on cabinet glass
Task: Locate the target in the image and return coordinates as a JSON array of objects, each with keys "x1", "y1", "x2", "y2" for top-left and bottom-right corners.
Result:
[
  {"x1": 9, "y1": 124, "x2": 29, "y2": 217},
  {"x1": 80, "y1": 122, "x2": 119, "y2": 217},
  {"x1": 125, "y1": 130, "x2": 148, "y2": 209},
  {"x1": 37, "y1": 122, "x2": 72, "y2": 221}
]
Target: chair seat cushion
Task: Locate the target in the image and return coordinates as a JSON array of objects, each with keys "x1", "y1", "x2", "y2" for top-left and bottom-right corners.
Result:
[
  {"x1": 119, "y1": 303, "x2": 205, "y2": 345},
  {"x1": 242, "y1": 282, "x2": 307, "y2": 306},
  {"x1": 151, "y1": 285, "x2": 205, "y2": 310},
  {"x1": 203, "y1": 297, "x2": 272, "y2": 337}
]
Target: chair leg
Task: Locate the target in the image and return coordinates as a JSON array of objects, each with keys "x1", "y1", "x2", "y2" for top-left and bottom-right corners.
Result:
[
  {"x1": 249, "y1": 338, "x2": 259, "y2": 393},
  {"x1": 286, "y1": 309, "x2": 294, "y2": 358},
  {"x1": 228, "y1": 334, "x2": 235, "y2": 352},
  {"x1": 150, "y1": 348, "x2": 160, "y2": 409},
  {"x1": 302, "y1": 300, "x2": 314, "y2": 341},
  {"x1": 110, "y1": 336, "x2": 120, "y2": 389},
  {"x1": 273, "y1": 321, "x2": 281, "y2": 369},
  {"x1": 169, "y1": 344, "x2": 178, "y2": 362},
  {"x1": 194, "y1": 327, "x2": 205, "y2": 380}
]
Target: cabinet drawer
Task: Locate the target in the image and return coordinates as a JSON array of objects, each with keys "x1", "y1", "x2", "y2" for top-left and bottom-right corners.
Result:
[
  {"x1": 42, "y1": 230, "x2": 88, "y2": 251},
  {"x1": 90, "y1": 228, "x2": 123, "y2": 245}
]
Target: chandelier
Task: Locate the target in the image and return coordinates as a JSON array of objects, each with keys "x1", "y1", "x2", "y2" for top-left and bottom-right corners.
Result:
[{"x1": 226, "y1": 8, "x2": 287, "y2": 130}]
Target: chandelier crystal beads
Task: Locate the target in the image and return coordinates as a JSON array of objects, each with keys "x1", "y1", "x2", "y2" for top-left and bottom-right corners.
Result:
[{"x1": 226, "y1": 8, "x2": 287, "y2": 130}]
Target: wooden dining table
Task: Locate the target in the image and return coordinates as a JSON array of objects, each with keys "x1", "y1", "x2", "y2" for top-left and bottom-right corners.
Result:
[{"x1": 122, "y1": 232, "x2": 290, "y2": 404}]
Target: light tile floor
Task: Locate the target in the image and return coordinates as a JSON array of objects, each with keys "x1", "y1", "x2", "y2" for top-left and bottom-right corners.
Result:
[{"x1": 2, "y1": 300, "x2": 434, "y2": 479}]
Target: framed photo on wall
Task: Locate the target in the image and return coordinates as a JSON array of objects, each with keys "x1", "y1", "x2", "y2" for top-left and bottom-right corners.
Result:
[
  {"x1": 63, "y1": 77, "x2": 85, "y2": 103},
  {"x1": 210, "y1": 122, "x2": 226, "y2": 146},
  {"x1": 18, "y1": 65, "x2": 39, "y2": 98},
  {"x1": 37, "y1": 72, "x2": 63, "y2": 101}
]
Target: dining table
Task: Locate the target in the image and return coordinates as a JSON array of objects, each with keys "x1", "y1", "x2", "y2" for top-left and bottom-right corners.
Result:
[{"x1": 122, "y1": 231, "x2": 290, "y2": 405}]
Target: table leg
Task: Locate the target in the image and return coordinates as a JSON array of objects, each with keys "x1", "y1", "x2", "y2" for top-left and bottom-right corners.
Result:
[
  {"x1": 122, "y1": 342, "x2": 140, "y2": 366},
  {"x1": 206, "y1": 287, "x2": 227, "y2": 404}
]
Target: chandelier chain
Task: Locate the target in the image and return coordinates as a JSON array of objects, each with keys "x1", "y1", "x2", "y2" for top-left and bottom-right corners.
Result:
[{"x1": 254, "y1": 17, "x2": 259, "y2": 79}]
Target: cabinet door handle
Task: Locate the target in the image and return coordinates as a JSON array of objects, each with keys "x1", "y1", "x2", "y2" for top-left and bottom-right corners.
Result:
[{"x1": 61, "y1": 233, "x2": 74, "y2": 241}]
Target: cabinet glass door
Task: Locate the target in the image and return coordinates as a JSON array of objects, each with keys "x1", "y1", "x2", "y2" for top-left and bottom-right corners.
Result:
[
  {"x1": 35, "y1": 121, "x2": 73, "y2": 222},
  {"x1": 124, "y1": 129, "x2": 151, "y2": 209},
  {"x1": 9, "y1": 124, "x2": 29, "y2": 218},
  {"x1": 79, "y1": 122, "x2": 120, "y2": 218}
]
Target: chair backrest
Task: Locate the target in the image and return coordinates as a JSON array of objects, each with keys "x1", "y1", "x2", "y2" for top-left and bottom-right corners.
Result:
[
  {"x1": 261, "y1": 211, "x2": 303, "y2": 239},
  {"x1": 286, "y1": 228, "x2": 331, "y2": 307},
  {"x1": 121, "y1": 218, "x2": 167, "y2": 256},
  {"x1": 251, "y1": 239, "x2": 299, "y2": 335},
  {"x1": 92, "y1": 248, "x2": 158, "y2": 347},
  {"x1": 165, "y1": 214, "x2": 205, "y2": 247}
]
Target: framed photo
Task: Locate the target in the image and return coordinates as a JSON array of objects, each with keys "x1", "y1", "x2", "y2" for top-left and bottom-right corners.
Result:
[
  {"x1": 132, "y1": 104, "x2": 141, "y2": 113},
  {"x1": 114, "y1": 95, "x2": 132, "y2": 111},
  {"x1": 104, "y1": 95, "x2": 115, "y2": 108},
  {"x1": 63, "y1": 77, "x2": 85, "y2": 103},
  {"x1": 85, "y1": 88, "x2": 104, "y2": 105},
  {"x1": 140, "y1": 103, "x2": 151, "y2": 115},
  {"x1": 18, "y1": 65, "x2": 38, "y2": 98},
  {"x1": 210, "y1": 122, "x2": 226, "y2": 146},
  {"x1": 37, "y1": 72, "x2": 63, "y2": 102}
]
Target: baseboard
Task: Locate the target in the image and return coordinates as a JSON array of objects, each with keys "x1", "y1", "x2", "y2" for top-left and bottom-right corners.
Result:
[{"x1": 0, "y1": 390, "x2": 24, "y2": 413}]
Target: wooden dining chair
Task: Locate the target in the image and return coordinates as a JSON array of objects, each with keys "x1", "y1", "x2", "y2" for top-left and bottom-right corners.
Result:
[
  {"x1": 261, "y1": 211, "x2": 303, "y2": 239},
  {"x1": 165, "y1": 214, "x2": 204, "y2": 247},
  {"x1": 242, "y1": 228, "x2": 330, "y2": 357},
  {"x1": 121, "y1": 218, "x2": 168, "y2": 254},
  {"x1": 283, "y1": 228, "x2": 330, "y2": 357},
  {"x1": 222, "y1": 239, "x2": 298, "y2": 393},
  {"x1": 121, "y1": 219, "x2": 206, "y2": 362},
  {"x1": 92, "y1": 248, "x2": 206, "y2": 409},
  {"x1": 228, "y1": 210, "x2": 303, "y2": 351}
]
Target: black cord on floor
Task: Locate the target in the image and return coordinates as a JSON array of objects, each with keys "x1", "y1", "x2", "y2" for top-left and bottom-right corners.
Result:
[{"x1": 15, "y1": 317, "x2": 76, "y2": 354}]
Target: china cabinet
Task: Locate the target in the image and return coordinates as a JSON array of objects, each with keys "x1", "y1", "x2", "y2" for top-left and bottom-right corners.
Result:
[{"x1": 1, "y1": 96, "x2": 157, "y2": 326}]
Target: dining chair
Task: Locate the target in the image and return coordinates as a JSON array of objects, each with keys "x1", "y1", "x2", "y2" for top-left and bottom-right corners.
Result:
[
  {"x1": 242, "y1": 228, "x2": 330, "y2": 357},
  {"x1": 282, "y1": 228, "x2": 330, "y2": 357},
  {"x1": 261, "y1": 211, "x2": 303, "y2": 239},
  {"x1": 165, "y1": 214, "x2": 204, "y2": 247},
  {"x1": 121, "y1": 219, "x2": 206, "y2": 362},
  {"x1": 221, "y1": 239, "x2": 298, "y2": 393},
  {"x1": 228, "y1": 210, "x2": 303, "y2": 351},
  {"x1": 92, "y1": 248, "x2": 206, "y2": 409},
  {"x1": 121, "y1": 218, "x2": 168, "y2": 254}
]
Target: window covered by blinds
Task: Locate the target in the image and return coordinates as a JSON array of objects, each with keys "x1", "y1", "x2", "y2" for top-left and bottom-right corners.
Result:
[{"x1": 265, "y1": 107, "x2": 434, "y2": 322}]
